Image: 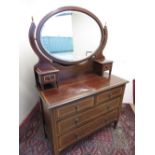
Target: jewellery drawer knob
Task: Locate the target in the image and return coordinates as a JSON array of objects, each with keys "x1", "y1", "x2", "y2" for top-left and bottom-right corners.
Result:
[
  {"x1": 75, "y1": 134, "x2": 80, "y2": 140},
  {"x1": 104, "y1": 66, "x2": 108, "y2": 70},
  {"x1": 44, "y1": 75, "x2": 50, "y2": 81}
]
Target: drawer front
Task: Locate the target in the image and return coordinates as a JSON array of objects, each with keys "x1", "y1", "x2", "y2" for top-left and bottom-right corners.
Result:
[
  {"x1": 56, "y1": 96, "x2": 94, "y2": 120},
  {"x1": 58, "y1": 109, "x2": 118, "y2": 150},
  {"x1": 38, "y1": 73, "x2": 56, "y2": 84},
  {"x1": 42, "y1": 74, "x2": 56, "y2": 83},
  {"x1": 96, "y1": 86, "x2": 122, "y2": 104},
  {"x1": 57, "y1": 97, "x2": 120, "y2": 135},
  {"x1": 103, "y1": 63, "x2": 112, "y2": 71}
]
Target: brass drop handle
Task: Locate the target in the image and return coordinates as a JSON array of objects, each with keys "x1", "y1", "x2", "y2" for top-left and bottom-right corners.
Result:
[
  {"x1": 74, "y1": 118, "x2": 79, "y2": 124},
  {"x1": 106, "y1": 105, "x2": 110, "y2": 110},
  {"x1": 75, "y1": 105, "x2": 79, "y2": 112},
  {"x1": 75, "y1": 134, "x2": 80, "y2": 140},
  {"x1": 109, "y1": 92, "x2": 112, "y2": 99}
]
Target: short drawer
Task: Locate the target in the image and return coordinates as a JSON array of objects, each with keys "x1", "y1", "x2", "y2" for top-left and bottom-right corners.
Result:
[
  {"x1": 55, "y1": 96, "x2": 94, "y2": 120},
  {"x1": 57, "y1": 97, "x2": 120, "y2": 135},
  {"x1": 58, "y1": 109, "x2": 118, "y2": 150},
  {"x1": 38, "y1": 73, "x2": 56, "y2": 84},
  {"x1": 42, "y1": 74, "x2": 56, "y2": 83},
  {"x1": 103, "y1": 63, "x2": 112, "y2": 71},
  {"x1": 96, "y1": 86, "x2": 122, "y2": 104}
]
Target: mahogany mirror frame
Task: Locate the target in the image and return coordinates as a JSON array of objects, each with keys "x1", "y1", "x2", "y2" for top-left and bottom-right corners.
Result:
[{"x1": 29, "y1": 6, "x2": 108, "y2": 65}]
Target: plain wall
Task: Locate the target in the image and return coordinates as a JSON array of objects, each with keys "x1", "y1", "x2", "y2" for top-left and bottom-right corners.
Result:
[{"x1": 19, "y1": 0, "x2": 135, "y2": 124}]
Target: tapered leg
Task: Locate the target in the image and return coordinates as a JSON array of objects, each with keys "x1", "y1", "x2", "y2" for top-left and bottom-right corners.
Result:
[
  {"x1": 113, "y1": 121, "x2": 118, "y2": 129},
  {"x1": 40, "y1": 98, "x2": 47, "y2": 138},
  {"x1": 53, "y1": 149, "x2": 60, "y2": 155}
]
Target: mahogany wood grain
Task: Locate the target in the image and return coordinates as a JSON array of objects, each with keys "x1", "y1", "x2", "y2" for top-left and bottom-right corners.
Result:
[
  {"x1": 57, "y1": 97, "x2": 121, "y2": 135},
  {"x1": 39, "y1": 73, "x2": 127, "y2": 155},
  {"x1": 28, "y1": 6, "x2": 128, "y2": 155},
  {"x1": 56, "y1": 96, "x2": 94, "y2": 120},
  {"x1": 95, "y1": 86, "x2": 123, "y2": 104},
  {"x1": 39, "y1": 73, "x2": 127, "y2": 109},
  {"x1": 58, "y1": 109, "x2": 118, "y2": 150}
]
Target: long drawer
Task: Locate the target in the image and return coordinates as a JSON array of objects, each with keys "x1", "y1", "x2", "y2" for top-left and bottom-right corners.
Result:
[
  {"x1": 57, "y1": 97, "x2": 121, "y2": 135},
  {"x1": 58, "y1": 109, "x2": 118, "y2": 150},
  {"x1": 95, "y1": 86, "x2": 123, "y2": 104},
  {"x1": 55, "y1": 96, "x2": 94, "y2": 120}
]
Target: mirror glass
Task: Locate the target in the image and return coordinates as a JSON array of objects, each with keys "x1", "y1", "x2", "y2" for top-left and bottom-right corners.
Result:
[{"x1": 40, "y1": 11, "x2": 102, "y2": 62}]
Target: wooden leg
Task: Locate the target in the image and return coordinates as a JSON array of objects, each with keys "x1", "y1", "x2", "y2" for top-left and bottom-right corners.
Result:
[
  {"x1": 40, "y1": 84, "x2": 44, "y2": 90},
  {"x1": 56, "y1": 81, "x2": 59, "y2": 88},
  {"x1": 40, "y1": 98, "x2": 47, "y2": 138},
  {"x1": 53, "y1": 149, "x2": 60, "y2": 155},
  {"x1": 109, "y1": 69, "x2": 112, "y2": 77},
  {"x1": 56, "y1": 75, "x2": 59, "y2": 88},
  {"x1": 113, "y1": 121, "x2": 118, "y2": 129}
]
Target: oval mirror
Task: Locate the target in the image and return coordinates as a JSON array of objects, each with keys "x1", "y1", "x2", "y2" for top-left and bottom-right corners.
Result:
[{"x1": 36, "y1": 7, "x2": 104, "y2": 64}]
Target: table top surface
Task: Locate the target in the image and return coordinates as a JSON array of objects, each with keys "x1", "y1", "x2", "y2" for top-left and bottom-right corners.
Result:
[{"x1": 39, "y1": 73, "x2": 128, "y2": 109}]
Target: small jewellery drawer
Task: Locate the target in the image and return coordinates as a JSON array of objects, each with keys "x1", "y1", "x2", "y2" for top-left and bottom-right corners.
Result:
[
  {"x1": 96, "y1": 86, "x2": 122, "y2": 104},
  {"x1": 38, "y1": 74, "x2": 56, "y2": 84},
  {"x1": 57, "y1": 97, "x2": 120, "y2": 135},
  {"x1": 58, "y1": 109, "x2": 118, "y2": 150},
  {"x1": 103, "y1": 63, "x2": 112, "y2": 71},
  {"x1": 55, "y1": 96, "x2": 94, "y2": 120},
  {"x1": 42, "y1": 74, "x2": 56, "y2": 83}
]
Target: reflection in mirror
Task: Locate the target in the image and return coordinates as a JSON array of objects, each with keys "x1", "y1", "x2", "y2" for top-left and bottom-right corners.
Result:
[{"x1": 41, "y1": 11, "x2": 101, "y2": 62}]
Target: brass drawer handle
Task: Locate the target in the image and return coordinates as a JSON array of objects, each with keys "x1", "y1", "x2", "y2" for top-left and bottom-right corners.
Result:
[
  {"x1": 106, "y1": 105, "x2": 110, "y2": 110},
  {"x1": 75, "y1": 105, "x2": 79, "y2": 112},
  {"x1": 74, "y1": 118, "x2": 79, "y2": 124},
  {"x1": 104, "y1": 119, "x2": 108, "y2": 123},
  {"x1": 109, "y1": 93, "x2": 113, "y2": 99},
  {"x1": 75, "y1": 134, "x2": 80, "y2": 140}
]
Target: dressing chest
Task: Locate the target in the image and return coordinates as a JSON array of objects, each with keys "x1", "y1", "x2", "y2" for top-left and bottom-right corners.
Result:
[{"x1": 29, "y1": 6, "x2": 128, "y2": 155}]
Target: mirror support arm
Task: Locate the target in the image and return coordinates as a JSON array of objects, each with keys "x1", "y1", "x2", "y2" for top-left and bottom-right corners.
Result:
[
  {"x1": 29, "y1": 20, "x2": 52, "y2": 64},
  {"x1": 95, "y1": 25, "x2": 108, "y2": 60}
]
